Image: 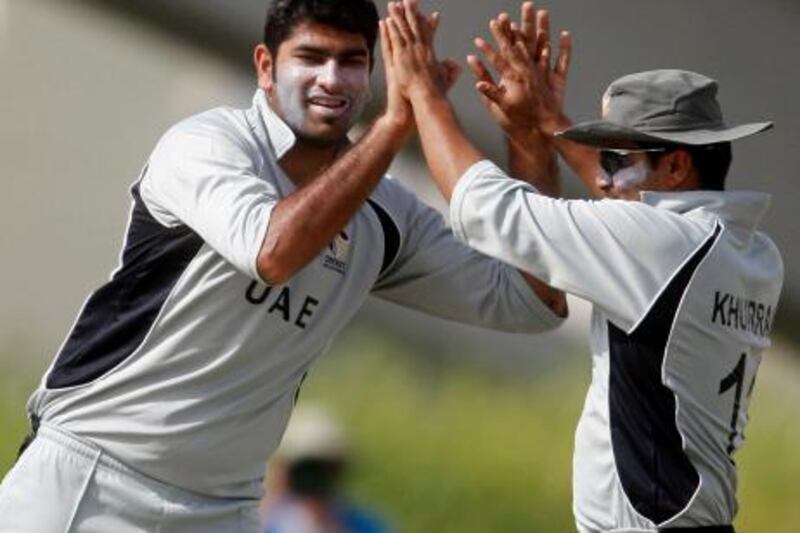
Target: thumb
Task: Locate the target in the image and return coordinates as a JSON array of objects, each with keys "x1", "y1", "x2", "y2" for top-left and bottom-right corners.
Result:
[
  {"x1": 476, "y1": 81, "x2": 506, "y2": 105},
  {"x1": 442, "y1": 58, "x2": 463, "y2": 90}
]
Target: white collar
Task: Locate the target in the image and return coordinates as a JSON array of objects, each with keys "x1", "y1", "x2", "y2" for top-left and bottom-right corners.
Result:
[
  {"x1": 640, "y1": 190, "x2": 771, "y2": 232},
  {"x1": 248, "y1": 88, "x2": 297, "y2": 160}
]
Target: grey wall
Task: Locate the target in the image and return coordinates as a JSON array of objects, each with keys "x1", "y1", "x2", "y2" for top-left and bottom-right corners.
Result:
[{"x1": 0, "y1": 0, "x2": 253, "y2": 358}]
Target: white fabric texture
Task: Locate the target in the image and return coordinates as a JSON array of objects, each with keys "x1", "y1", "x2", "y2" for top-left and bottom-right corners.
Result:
[
  {"x1": 451, "y1": 160, "x2": 783, "y2": 531},
  {"x1": 0, "y1": 424, "x2": 261, "y2": 532},
  {"x1": 22, "y1": 93, "x2": 563, "y2": 503}
]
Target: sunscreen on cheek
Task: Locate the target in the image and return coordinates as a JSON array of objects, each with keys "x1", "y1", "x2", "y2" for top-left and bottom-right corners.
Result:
[
  {"x1": 612, "y1": 161, "x2": 649, "y2": 192},
  {"x1": 273, "y1": 65, "x2": 314, "y2": 131},
  {"x1": 272, "y1": 59, "x2": 370, "y2": 139},
  {"x1": 317, "y1": 62, "x2": 371, "y2": 116}
]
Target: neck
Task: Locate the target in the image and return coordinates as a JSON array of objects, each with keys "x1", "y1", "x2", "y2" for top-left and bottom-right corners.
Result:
[{"x1": 279, "y1": 140, "x2": 344, "y2": 187}]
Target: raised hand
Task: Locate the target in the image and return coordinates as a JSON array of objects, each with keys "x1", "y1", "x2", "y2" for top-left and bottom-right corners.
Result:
[
  {"x1": 468, "y1": 2, "x2": 572, "y2": 138},
  {"x1": 531, "y1": 6, "x2": 572, "y2": 135},
  {"x1": 379, "y1": 3, "x2": 415, "y2": 136},
  {"x1": 381, "y1": 0, "x2": 458, "y2": 103}
]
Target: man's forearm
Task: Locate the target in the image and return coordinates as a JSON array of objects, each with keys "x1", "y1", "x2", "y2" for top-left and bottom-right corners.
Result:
[
  {"x1": 553, "y1": 137, "x2": 602, "y2": 197},
  {"x1": 409, "y1": 90, "x2": 567, "y2": 317},
  {"x1": 258, "y1": 116, "x2": 407, "y2": 284},
  {"x1": 507, "y1": 131, "x2": 561, "y2": 197},
  {"x1": 506, "y1": 133, "x2": 567, "y2": 316},
  {"x1": 410, "y1": 92, "x2": 484, "y2": 202},
  {"x1": 547, "y1": 114, "x2": 603, "y2": 198}
]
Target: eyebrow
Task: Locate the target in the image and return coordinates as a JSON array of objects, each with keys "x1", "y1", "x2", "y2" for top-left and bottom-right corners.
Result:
[{"x1": 293, "y1": 45, "x2": 368, "y2": 59}]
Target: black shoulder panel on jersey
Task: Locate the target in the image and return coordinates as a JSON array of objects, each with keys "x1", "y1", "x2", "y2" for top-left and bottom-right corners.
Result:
[
  {"x1": 46, "y1": 182, "x2": 204, "y2": 389},
  {"x1": 366, "y1": 199, "x2": 401, "y2": 276},
  {"x1": 608, "y1": 223, "x2": 722, "y2": 524}
]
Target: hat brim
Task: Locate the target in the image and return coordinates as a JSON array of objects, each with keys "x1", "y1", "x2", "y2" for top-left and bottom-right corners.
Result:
[{"x1": 556, "y1": 120, "x2": 773, "y2": 149}]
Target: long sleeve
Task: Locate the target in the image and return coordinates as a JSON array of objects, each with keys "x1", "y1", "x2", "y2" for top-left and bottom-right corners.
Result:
[
  {"x1": 370, "y1": 178, "x2": 563, "y2": 334},
  {"x1": 450, "y1": 160, "x2": 712, "y2": 332}
]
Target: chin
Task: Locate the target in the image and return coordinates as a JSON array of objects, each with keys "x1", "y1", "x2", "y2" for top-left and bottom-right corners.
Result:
[
  {"x1": 293, "y1": 131, "x2": 342, "y2": 147},
  {"x1": 295, "y1": 124, "x2": 351, "y2": 147}
]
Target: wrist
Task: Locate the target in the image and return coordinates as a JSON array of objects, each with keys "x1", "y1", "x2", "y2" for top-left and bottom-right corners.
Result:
[
  {"x1": 376, "y1": 111, "x2": 413, "y2": 147},
  {"x1": 407, "y1": 79, "x2": 445, "y2": 107},
  {"x1": 542, "y1": 112, "x2": 572, "y2": 137},
  {"x1": 506, "y1": 126, "x2": 548, "y2": 148}
]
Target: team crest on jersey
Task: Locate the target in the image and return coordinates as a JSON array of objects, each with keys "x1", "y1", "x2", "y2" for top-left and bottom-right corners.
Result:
[{"x1": 323, "y1": 231, "x2": 351, "y2": 275}]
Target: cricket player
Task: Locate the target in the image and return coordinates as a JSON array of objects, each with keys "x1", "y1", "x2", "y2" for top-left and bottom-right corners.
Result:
[
  {"x1": 381, "y1": 1, "x2": 783, "y2": 531},
  {"x1": 0, "y1": 1, "x2": 567, "y2": 530}
]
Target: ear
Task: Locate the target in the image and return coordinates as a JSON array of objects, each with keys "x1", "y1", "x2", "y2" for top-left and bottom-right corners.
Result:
[
  {"x1": 665, "y1": 149, "x2": 696, "y2": 189},
  {"x1": 254, "y1": 44, "x2": 275, "y2": 93}
]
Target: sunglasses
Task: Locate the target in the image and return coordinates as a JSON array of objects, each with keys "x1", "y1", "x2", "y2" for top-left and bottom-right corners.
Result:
[{"x1": 599, "y1": 148, "x2": 667, "y2": 177}]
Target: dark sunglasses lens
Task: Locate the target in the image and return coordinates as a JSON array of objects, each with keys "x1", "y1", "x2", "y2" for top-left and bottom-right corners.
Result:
[{"x1": 599, "y1": 151, "x2": 632, "y2": 176}]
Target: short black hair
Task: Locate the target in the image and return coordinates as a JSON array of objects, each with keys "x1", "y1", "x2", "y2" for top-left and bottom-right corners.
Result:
[
  {"x1": 646, "y1": 142, "x2": 733, "y2": 191},
  {"x1": 263, "y1": 0, "x2": 380, "y2": 67}
]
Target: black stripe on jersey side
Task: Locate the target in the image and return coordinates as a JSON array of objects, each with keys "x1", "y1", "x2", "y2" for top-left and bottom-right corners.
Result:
[
  {"x1": 46, "y1": 182, "x2": 204, "y2": 389},
  {"x1": 366, "y1": 199, "x2": 401, "y2": 276},
  {"x1": 609, "y1": 223, "x2": 722, "y2": 524}
]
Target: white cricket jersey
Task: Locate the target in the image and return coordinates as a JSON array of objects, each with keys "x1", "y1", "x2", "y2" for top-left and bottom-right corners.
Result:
[
  {"x1": 27, "y1": 93, "x2": 562, "y2": 499},
  {"x1": 450, "y1": 160, "x2": 783, "y2": 531}
]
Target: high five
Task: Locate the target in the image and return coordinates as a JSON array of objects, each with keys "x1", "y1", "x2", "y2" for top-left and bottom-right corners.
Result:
[{"x1": 383, "y1": 1, "x2": 782, "y2": 531}]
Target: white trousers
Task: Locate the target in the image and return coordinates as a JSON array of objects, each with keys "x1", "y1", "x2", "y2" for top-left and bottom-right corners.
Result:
[{"x1": 0, "y1": 424, "x2": 261, "y2": 532}]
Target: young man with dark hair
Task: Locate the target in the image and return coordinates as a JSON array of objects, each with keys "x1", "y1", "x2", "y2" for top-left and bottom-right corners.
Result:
[
  {"x1": 263, "y1": 0, "x2": 380, "y2": 68},
  {"x1": 382, "y1": 1, "x2": 783, "y2": 531},
  {"x1": 0, "y1": 0, "x2": 566, "y2": 530}
]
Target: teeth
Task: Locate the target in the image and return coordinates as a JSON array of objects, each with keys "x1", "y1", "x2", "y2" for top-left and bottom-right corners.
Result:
[{"x1": 309, "y1": 97, "x2": 347, "y2": 108}]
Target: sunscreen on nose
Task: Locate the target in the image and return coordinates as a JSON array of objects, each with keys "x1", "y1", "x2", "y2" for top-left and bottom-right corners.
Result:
[{"x1": 317, "y1": 60, "x2": 339, "y2": 84}]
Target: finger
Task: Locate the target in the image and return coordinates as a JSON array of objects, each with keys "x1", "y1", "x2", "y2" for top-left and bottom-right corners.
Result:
[
  {"x1": 439, "y1": 59, "x2": 461, "y2": 91},
  {"x1": 513, "y1": 39, "x2": 532, "y2": 66},
  {"x1": 467, "y1": 54, "x2": 495, "y2": 84},
  {"x1": 535, "y1": 10, "x2": 550, "y2": 62},
  {"x1": 388, "y1": 2, "x2": 413, "y2": 45},
  {"x1": 539, "y1": 41, "x2": 551, "y2": 71},
  {"x1": 502, "y1": 14, "x2": 530, "y2": 65},
  {"x1": 509, "y1": 23, "x2": 527, "y2": 49},
  {"x1": 555, "y1": 30, "x2": 572, "y2": 77},
  {"x1": 386, "y1": 15, "x2": 406, "y2": 49},
  {"x1": 520, "y1": 1, "x2": 536, "y2": 51},
  {"x1": 442, "y1": 58, "x2": 463, "y2": 88},
  {"x1": 478, "y1": 92, "x2": 493, "y2": 110},
  {"x1": 492, "y1": 15, "x2": 529, "y2": 68},
  {"x1": 427, "y1": 11, "x2": 441, "y2": 40},
  {"x1": 494, "y1": 13, "x2": 516, "y2": 52},
  {"x1": 474, "y1": 36, "x2": 506, "y2": 72},
  {"x1": 379, "y1": 19, "x2": 392, "y2": 64},
  {"x1": 402, "y1": 0, "x2": 423, "y2": 41},
  {"x1": 476, "y1": 80, "x2": 507, "y2": 106},
  {"x1": 415, "y1": 11, "x2": 441, "y2": 46},
  {"x1": 478, "y1": 92, "x2": 498, "y2": 114},
  {"x1": 489, "y1": 15, "x2": 518, "y2": 69}
]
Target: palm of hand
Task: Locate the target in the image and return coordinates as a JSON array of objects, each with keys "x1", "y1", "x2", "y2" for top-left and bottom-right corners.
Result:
[{"x1": 496, "y1": 66, "x2": 544, "y2": 132}]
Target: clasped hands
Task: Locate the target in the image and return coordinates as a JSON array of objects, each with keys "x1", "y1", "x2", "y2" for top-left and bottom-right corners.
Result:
[{"x1": 380, "y1": 0, "x2": 572, "y2": 141}]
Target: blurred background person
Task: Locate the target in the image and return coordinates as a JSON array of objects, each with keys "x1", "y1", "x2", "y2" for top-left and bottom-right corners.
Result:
[{"x1": 262, "y1": 405, "x2": 388, "y2": 533}]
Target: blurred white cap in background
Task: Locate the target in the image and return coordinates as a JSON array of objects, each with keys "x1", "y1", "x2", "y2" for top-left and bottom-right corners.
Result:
[{"x1": 276, "y1": 405, "x2": 349, "y2": 463}]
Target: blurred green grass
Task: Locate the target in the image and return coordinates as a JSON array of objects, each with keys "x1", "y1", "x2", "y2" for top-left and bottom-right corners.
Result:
[
  {"x1": 303, "y1": 331, "x2": 584, "y2": 532},
  {"x1": 0, "y1": 358, "x2": 37, "y2": 476},
  {"x1": 2, "y1": 332, "x2": 799, "y2": 531}
]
